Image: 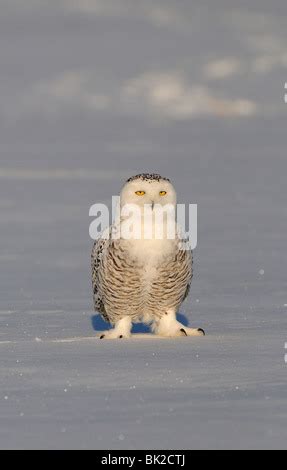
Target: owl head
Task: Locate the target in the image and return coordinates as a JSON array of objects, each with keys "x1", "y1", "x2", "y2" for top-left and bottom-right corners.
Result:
[{"x1": 120, "y1": 173, "x2": 177, "y2": 210}]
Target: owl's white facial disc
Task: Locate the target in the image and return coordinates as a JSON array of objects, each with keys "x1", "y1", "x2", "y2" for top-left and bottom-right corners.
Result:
[{"x1": 120, "y1": 175, "x2": 177, "y2": 210}]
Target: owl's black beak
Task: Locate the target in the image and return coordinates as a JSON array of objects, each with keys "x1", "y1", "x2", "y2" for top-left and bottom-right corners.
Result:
[{"x1": 151, "y1": 201, "x2": 155, "y2": 210}]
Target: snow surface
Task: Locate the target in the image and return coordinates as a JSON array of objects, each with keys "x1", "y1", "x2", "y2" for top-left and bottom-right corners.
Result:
[{"x1": 0, "y1": 0, "x2": 287, "y2": 450}]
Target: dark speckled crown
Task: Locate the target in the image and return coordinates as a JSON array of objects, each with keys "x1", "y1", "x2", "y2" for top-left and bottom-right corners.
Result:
[{"x1": 126, "y1": 173, "x2": 171, "y2": 183}]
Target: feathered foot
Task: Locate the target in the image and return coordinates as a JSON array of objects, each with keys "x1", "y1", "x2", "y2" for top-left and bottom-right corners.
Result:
[
  {"x1": 152, "y1": 309, "x2": 205, "y2": 338},
  {"x1": 99, "y1": 316, "x2": 132, "y2": 340}
]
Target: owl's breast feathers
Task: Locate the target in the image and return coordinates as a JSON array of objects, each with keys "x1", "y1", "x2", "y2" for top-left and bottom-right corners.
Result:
[{"x1": 92, "y1": 228, "x2": 193, "y2": 324}]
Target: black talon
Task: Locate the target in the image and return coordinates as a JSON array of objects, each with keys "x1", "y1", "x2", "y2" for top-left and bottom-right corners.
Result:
[
  {"x1": 119, "y1": 335, "x2": 123, "y2": 339},
  {"x1": 100, "y1": 335, "x2": 105, "y2": 339},
  {"x1": 197, "y1": 328, "x2": 205, "y2": 336},
  {"x1": 180, "y1": 328, "x2": 188, "y2": 336}
]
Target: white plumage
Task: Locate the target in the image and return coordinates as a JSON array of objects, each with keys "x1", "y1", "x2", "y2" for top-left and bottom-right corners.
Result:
[{"x1": 91, "y1": 174, "x2": 204, "y2": 339}]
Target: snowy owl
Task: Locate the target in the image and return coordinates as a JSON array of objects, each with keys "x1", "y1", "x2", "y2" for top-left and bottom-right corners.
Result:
[{"x1": 91, "y1": 173, "x2": 205, "y2": 339}]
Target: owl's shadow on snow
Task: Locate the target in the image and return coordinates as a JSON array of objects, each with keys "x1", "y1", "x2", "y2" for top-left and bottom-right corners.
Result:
[{"x1": 91, "y1": 313, "x2": 189, "y2": 333}]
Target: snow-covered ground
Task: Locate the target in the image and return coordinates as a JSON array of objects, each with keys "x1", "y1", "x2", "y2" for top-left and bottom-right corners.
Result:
[{"x1": 0, "y1": 0, "x2": 287, "y2": 449}]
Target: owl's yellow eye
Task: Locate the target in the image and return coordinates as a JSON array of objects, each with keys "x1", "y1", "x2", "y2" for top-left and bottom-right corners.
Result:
[
  {"x1": 159, "y1": 191, "x2": 167, "y2": 196},
  {"x1": 135, "y1": 191, "x2": 146, "y2": 196}
]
